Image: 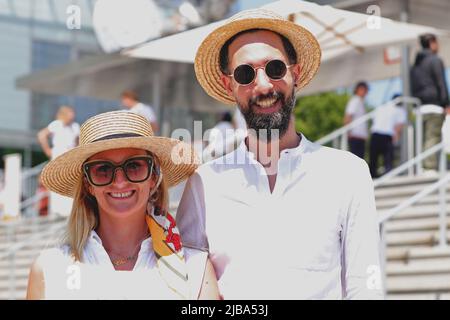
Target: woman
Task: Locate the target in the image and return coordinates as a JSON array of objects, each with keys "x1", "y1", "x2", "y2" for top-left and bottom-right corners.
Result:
[
  {"x1": 37, "y1": 105, "x2": 80, "y2": 217},
  {"x1": 27, "y1": 111, "x2": 219, "y2": 299}
]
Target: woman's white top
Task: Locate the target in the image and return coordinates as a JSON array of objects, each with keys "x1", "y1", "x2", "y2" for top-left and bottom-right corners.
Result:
[{"x1": 38, "y1": 231, "x2": 207, "y2": 299}]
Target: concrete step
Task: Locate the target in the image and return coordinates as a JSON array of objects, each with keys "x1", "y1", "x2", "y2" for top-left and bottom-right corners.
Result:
[
  {"x1": 375, "y1": 175, "x2": 438, "y2": 189},
  {"x1": 377, "y1": 193, "x2": 450, "y2": 209},
  {"x1": 0, "y1": 278, "x2": 28, "y2": 298},
  {"x1": 387, "y1": 273, "x2": 450, "y2": 293},
  {"x1": 375, "y1": 183, "x2": 449, "y2": 199},
  {"x1": 385, "y1": 230, "x2": 450, "y2": 246},
  {"x1": 0, "y1": 236, "x2": 61, "y2": 251},
  {"x1": 386, "y1": 293, "x2": 443, "y2": 300},
  {"x1": 0, "y1": 268, "x2": 29, "y2": 280},
  {"x1": 386, "y1": 246, "x2": 450, "y2": 262},
  {"x1": 385, "y1": 216, "x2": 450, "y2": 232},
  {"x1": 386, "y1": 258, "x2": 450, "y2": 276},
  {"x1": 0, "y1": 257, "x2": 34, "y2": 269},
  {"x1": 0, "y1": 289, "x2": 26, "y2": 300},
  {"x1": 380, "y1": 204, "x2": 450, "y2": 220}
]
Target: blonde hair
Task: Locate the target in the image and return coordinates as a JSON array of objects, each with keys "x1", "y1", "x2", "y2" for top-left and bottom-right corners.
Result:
[{"x1": 64, "y1": 162, "x2": 169, "y2": 262}]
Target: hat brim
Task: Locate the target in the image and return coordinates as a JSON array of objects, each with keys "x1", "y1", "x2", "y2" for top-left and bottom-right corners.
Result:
[
  {"x1": 194, "y1": 17, "x2": 321, "y2": 105},
  {"x1": 41, "y1": 136, "x2": 200, "y2": 197}
]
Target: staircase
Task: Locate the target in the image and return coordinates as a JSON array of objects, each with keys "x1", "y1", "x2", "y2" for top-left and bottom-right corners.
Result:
[
  {"x1": 0, "y1": 216, "x2": 66, "y2": 300},
  {"x1": 377, "y1": 174, "x2": 450, "y2": 299}
]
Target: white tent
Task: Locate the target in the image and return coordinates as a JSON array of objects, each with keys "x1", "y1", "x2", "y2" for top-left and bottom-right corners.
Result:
[{"x1": 125, "y1": 0, "x2": 450, "y2": 95}]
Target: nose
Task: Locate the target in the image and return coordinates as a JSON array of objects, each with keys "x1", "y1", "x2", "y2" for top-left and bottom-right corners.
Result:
[
  {"x1": 112, "y1": 167, "x2": 128, "y2": 185},
  {"x1": 254, "y1": 68, "x2": 273, "y2": 95}
]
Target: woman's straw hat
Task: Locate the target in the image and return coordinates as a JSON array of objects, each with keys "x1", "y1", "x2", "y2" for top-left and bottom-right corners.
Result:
[
  {"x1": 194, "y1": 8, "x2": 321, "y2": 105},
  {"x1": 41, "y1": 111, "x2": 200, "y2": 197}
]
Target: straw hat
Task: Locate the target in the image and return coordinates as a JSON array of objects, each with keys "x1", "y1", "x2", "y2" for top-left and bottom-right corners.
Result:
[
  {"x1": 41, "y1": 111, "x2": 200, "y2": 197},
  {"x1": 194, "y1": 8, "x2": 321, "y2": 105}
]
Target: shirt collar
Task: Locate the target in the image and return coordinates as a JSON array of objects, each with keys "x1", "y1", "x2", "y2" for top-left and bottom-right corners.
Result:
[{"x1": 236, "y1": 132, "x2": 312, "y2": 161}]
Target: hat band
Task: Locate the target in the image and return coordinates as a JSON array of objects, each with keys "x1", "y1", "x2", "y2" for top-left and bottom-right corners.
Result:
[{"x1": 92, "y1": 133, "x2": 144, "y2": 143}]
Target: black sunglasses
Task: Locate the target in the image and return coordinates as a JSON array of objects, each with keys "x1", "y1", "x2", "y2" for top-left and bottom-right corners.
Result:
[
  {"x1": 229, "y1": 59, "x2": 293, "y2": 86},
  {"x1": 83, "y1": 156, "x2": 155, "y2": 187}
]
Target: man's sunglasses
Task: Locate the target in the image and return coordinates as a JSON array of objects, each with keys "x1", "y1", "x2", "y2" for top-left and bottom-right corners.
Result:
[
  {"x1": 229, "y1": 59, "x2": 293, "y2": 86},
  {"x1": 83, "y1": 156, "x2": 155, "y2": 187}
]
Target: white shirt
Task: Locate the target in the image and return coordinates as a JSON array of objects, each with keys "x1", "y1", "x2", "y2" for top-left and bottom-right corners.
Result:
[
  {"x1": 345, "y1": 96, "x2": 368, "y2": 139},
  {"x1": 129, "y1": 102, "x2": 157, "y2": 123},
  {"x1": 39, "y1": 231, "x2": 207, "y2": 299},
  {"x1": 47, "y1": 120, "x2": 80, "y2": 159},
  {"x1": 177, "y1": 135, "x2": 384, "y2": 299},
  {"x1": 371, "y1": 103, "x2": 407, "y2": 137}
]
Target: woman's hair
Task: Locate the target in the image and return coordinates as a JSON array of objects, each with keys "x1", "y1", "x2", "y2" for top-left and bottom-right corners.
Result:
[{"x1": 63, "y1": 158, "x2": 168, "y2": 262}]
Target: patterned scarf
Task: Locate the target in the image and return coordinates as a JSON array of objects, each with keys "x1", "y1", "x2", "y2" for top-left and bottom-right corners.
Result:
[{"x1": 146, "y1": 205, "x2": 190, "y2": 299}]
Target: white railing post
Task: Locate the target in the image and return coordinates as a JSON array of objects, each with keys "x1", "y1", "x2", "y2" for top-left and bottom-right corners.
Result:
[
  {"x1": 380, "y1": 223, "x2": 388, "y2": 298},
  {"x1": 438, "y1": 149, "x2": 447, "y2": 247},
  {"x1": 3, "y1": 154, "x2": 22, "y2": 220},
  {"x1": 407, "y1": 125, "x2": 414, "y2": 177},
  {"x1": 7, "y1": 225, "x2": 16, "y2": 299},
  {"x1": 415, "y1": 109, "x2": 423, "y2": 175}
]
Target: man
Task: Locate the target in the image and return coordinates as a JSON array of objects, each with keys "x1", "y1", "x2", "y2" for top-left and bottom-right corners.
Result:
[
  {"x1": 177, "y1": 9, "x2": 383, "y2": 299},
  {"x1": 369, "y1": 94, "x2": 407, "y2": 178},
  {"x1": 121, "y1": 90, "x2": 159, "y2": 133},
  {"x1": 410, "y1": 34, "x2": 450, "y2": 172},
  {"x1": 344, "y1": 81, "x2": 369, "y2": 159}
]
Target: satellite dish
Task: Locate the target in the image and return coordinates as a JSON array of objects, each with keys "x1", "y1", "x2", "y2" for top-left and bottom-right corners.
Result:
[{"x1": 93, "y1": 0, "x2": 163, "y2": 53}]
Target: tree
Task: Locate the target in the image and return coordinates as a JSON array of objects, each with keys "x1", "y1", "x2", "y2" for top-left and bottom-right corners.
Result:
[{"x1": 294, "y1": 92, "x2": 350, "y2": 142}]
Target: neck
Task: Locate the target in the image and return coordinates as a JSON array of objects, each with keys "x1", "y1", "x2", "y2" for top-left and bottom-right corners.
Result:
[
  {"x1": 246, "y1": 115, "x2": 300, "y2": 163},
  {"x1": 96, "y1": 209, "x2": 149, "y2": 255}
]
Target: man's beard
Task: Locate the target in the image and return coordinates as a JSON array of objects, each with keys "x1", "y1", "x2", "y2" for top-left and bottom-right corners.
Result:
[{"x1": 238, "y1": 88, "x2": 296, "y2": 142}]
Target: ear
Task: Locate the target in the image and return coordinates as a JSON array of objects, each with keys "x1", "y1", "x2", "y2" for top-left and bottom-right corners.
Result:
[
  {"x1": 292, "y1": 63, "x2": 301, "y2": 84},
  {"x1": 220, "y1": 74, "x2": 233, "y2": 96}
]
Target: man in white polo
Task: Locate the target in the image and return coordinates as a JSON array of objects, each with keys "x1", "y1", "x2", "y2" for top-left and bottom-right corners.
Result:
[{"x1": 177, "y1": 9, "x2": 383, "y2": 299}]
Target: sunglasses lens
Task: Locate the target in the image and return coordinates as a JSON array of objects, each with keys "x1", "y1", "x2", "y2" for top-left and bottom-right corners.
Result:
[
  {"x1": 88, "y1": 162, "x2": 114, "y2": 186},
  {"x1": 266, "y1": 60, "x2": 287, "y2": 79},
  {"x1": 124, "y1": 158, "x2": 152, "y2": 182},
  {"x1": 233, "y1": 64, "x2": 255, "y2": 85}
]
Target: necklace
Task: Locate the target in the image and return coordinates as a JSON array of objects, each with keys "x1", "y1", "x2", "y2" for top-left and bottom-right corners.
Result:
[{"x1": 105, "y1": 232, "x2": 150, "y2": 267}]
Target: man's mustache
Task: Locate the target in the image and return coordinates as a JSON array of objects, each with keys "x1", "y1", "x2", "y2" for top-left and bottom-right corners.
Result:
[{"x1": 249, "y1": 92, "x2": 283, "y2": 106}]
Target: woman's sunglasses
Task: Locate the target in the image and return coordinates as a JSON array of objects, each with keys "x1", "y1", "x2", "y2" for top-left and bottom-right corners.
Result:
[
  {"x1": 83, "y1": 156, "x2": 155, "y2": 187},
  {"x1": 229, "y1": 59, "x2": 293, "y2": 86}
]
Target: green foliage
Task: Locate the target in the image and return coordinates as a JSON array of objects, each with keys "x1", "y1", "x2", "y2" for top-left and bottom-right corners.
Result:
[{"x1": 294, "y1": 92, "x2": 350, "y2": 142}]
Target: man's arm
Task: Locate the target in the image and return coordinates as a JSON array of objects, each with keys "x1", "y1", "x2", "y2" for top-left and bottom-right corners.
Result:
[
  {"x1": 431, "y1": 57, "x2": 449, "y2": 107},
  {"x1": 341, "y1": 159, "x2": 384, "y2": 299},
  {"x1": 176, "y1": 172, "x2": 209, "y2": 251},
  {"x1": 37, "y1": 127, "x2": 52, "y2": 159}
]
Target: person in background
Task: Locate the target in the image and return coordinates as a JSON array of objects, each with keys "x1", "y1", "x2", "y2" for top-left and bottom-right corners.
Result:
[
  {"x1": 344, "y1": 81, "x2": 370, "y2": 159},
  {"x1": 121, "y1": 90, "x2": 160, "y2": 134},
  {"x1": 37, "y1": 105, "x2": 79, "y2": 217},
  {"x1": 410, "y1": 33, "x2": 450, "y2": 173},
  {"x1": 369, "y1": 94, "x2": 407, "y2": 178},
  {"x1": 204, "y1": 111, "x2": 236, "y2": 161}
]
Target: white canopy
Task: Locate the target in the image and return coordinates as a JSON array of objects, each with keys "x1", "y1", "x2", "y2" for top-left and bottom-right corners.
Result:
[{"x1": 125, "y1": 0, "x2": 450, "y2": 95}]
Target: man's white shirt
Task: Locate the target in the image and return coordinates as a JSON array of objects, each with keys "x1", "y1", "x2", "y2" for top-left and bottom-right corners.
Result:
[
  {"x1": 176, "y1": 135, "x2": 384, "y2": 299},
  {"x1": 129, "y1": 102, "x2": 157, "y2": 123},
  {"x1": 345, "y1": 96, "x2": 368, "y2": 139}
]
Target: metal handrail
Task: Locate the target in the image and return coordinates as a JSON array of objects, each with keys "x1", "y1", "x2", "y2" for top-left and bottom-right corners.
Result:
[
  {"x1": 316, "y1": 96, "x2": 421, "y2": 146},
  {"x1": 378, "y1": 173, "x2": 450, "y2": 223},
  {"x1": 21, "y1": 161, "x2": 47, "y2": 181},
  {"x1": 373, "y1": 142, "x2": 443, "y2": 188}
]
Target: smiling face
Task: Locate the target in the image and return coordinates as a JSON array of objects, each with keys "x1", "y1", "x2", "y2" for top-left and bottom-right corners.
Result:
[
  {"x1": 85, "y1": 148, "x2": 156, "y2": 220},
  {"x1": 221, "y1": 30, "x2": 300, "y2": 141}
]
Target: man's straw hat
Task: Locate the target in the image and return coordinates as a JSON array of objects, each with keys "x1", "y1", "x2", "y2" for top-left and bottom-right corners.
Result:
[
  {"x1": 194, "y1": 8, "x2": 321, "y2": 105},
  {"x1": 41, "y1": 111, "x2": 200, "y2": 197}
]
